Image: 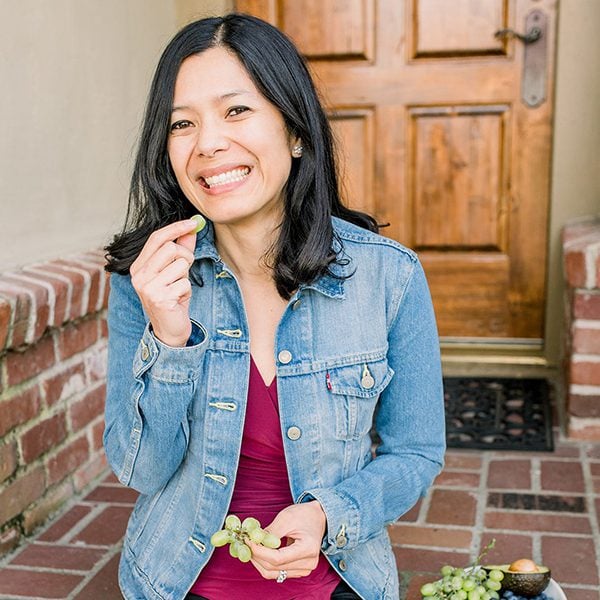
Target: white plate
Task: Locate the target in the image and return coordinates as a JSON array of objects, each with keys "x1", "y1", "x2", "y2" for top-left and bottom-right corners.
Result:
[{"x1": 544, "y1": 579, "x2": 567, "y2": 600}]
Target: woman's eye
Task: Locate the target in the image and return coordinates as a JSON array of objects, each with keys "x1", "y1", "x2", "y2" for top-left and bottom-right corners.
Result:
[
  {"x1": 170, "y1": 120, "x2": 193, "y2": 131},
  {"x1": 227, "y1": 106, "x2": 250, "y2": 117}
]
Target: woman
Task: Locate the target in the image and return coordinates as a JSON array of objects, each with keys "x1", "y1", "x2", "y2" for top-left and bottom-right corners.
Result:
[{"x1": 104, "y1": 13, "x2": 445, "y2": 600}]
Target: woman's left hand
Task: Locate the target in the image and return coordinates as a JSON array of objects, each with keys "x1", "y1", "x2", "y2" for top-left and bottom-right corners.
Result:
[{"x1": 249, "y1": 501, "x2": 327, "y2": 580}]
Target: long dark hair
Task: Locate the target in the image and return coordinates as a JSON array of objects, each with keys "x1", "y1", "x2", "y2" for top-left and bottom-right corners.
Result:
[{"x1": 105, "y1": 13, "x2": 378, "y2": 298}]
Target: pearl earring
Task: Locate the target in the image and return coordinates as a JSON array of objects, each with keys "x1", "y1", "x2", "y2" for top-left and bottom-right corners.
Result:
[{"x1": 292, "y1": 145, "x2": 303, "y2": 158}]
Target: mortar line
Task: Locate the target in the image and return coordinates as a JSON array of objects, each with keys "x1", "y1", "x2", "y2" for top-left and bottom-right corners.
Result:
[
  {"x1": 472, "y1": 450, "x2": 491, "y2": 562},
  {"x1": 67, "y1": 543, "x2": 123, "y2": 600}
]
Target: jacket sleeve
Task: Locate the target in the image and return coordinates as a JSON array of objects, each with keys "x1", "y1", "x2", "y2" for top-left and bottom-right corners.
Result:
[
  {"x1": 300, "y1": 258, "x2": 445, "y2": 553},
  {"x1": 103, "y1": 272, "x2": 209, "y2": 495}
]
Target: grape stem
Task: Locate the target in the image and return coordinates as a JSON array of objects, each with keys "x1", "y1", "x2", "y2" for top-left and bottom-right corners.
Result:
[{"x1": 472, "y1": 538, "x2": 496, "y2": 569}]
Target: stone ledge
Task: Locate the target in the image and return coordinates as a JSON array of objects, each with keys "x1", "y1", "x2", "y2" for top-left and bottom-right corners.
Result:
[
  {"x1": 0, "y1": 252, "x2": 108, "y2": 352},
  {"x1": 563, "y1": 213, "x2": 600, "y2": 440},
  {"x1": 563, "y1": 215, "x2": 600, "y2": 289}
]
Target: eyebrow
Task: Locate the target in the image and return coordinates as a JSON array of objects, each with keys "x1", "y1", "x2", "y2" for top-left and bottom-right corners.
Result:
[{"x1": 171, "y1": 89, "x2": 253, "y2": 113}]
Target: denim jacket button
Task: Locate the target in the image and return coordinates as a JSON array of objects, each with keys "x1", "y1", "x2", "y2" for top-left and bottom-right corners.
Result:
[
  {"x1": 361, "y1": 374, "x2": 375, "y2": 389},
  {"x1": 141, "y1": 342, "x2": 150, "y2": 361},
  {"x1": 335, "y1": 534, "x2": 348, "y2": 548},
  {"x1": 286, "y1": 426, "x2": 301, "y2": 440},
  {"x1": 278, "y1": 350, "x2": 292, "y2": 364},
  {"x1": 338, "y1": 559, "x2": 347, "y2": 571}
]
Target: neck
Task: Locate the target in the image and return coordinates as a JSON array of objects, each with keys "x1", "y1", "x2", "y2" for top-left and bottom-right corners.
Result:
[{"x1": 214, "y1": 220, "x2": 278, "y2": 282}]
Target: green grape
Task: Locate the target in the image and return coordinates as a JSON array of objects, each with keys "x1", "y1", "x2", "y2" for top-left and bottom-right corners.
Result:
[
  {"x1": 210, "y1": 529, "x2": 231, "y2": 547},
  {"x1": 457, "y1": 590, "x2": 468, "y2": 600},
  {"x1": 467, "y1": 591, "x2": 480, "y2": 600},
  {"x1": 225, "y1": 514, "x2": 242, "y2": 531},
  {"x1": 451, "y1": 576, "x2": 464, "y2": 590},
  {"x1": 488, "y1": 591, "x2": 499, "y2": 600},
  {"x1": 454, "y1": 569, "x2": 465, "y2": 578},
  {"x1": 420, "y1": 582, "x2": 437, "y2": 597},
  {"x1": 481, "y1": 593, "x2": 491, "y2": 600},
  {"x1": 441, "y1": 565, "x2": 454, "y2": 577},
  {"x1": 237, "y1": 543, "x2": 252, "y2": 563},
  {"x1": 242, "y1": 517, "x2": 261, "y2": 533},
  {"x1": 475, "y1": 585, "x2": 486, "y2": 595},
  {"x1": 262, "y1": 532, "x2": 281, "y2": 549},
  {"x1": 249, "y1": 527, "x2": 266, "y2": 544},
  {"x1": 485, "y1": 580, "x2": 501, "y2": 591},
  {"x1": 229, "y1": 541, "x2": 239, "y2": 558},
  {"x1": 487, "y1": 570, "x2": 504, "y2": 582},
  {"x1": 191, "y1": 214, "x2": 207, "y2": 233},
  {"x1": 462, "y1": 578, "x2": 476, "y2": 592}
]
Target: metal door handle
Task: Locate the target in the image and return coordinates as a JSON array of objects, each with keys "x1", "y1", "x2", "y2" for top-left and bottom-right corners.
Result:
[
  {"x1": 495, "y1": 10, "x2": 548, "y2": 108},
  {"x1": 494, "y1": 26, "x2": 542, "y2": 44}
]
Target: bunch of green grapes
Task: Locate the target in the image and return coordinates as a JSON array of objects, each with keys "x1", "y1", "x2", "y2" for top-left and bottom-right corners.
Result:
[
  {"x1": 210, "y1": 514, "x2": 281, "y2": 563},
  {"x1": 420, "y1": 565, "x2": 504, "y2": 600}
]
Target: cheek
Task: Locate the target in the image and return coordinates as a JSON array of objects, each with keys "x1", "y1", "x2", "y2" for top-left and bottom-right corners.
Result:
[
  {"x1": 260, "y1": 138, "x2": 293, "y2": 179},
  {"x1": 167, "y1": 145, "x2": 189, "y2": 180}
]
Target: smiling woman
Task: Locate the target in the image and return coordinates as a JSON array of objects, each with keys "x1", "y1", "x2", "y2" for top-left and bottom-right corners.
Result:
[
  {"x1": 103, "y1": 13, "x2": 445, "y2": 600},
  {"x1": 167, "y1": 48, "x2": 298, "y2": 229}
]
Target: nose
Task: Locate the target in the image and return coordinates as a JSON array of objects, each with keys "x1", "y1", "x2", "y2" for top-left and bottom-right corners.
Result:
[{"x1": 194, "y1": 119, "x2": 229, "y2": 157}]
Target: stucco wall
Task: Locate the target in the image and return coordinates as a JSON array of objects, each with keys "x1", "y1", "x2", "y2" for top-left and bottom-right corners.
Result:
[
  {"x1": 0, "y1": 1, "x2": 234, "y2": 274},
  {"x1": 175, "y1": 0, "x2": 233, "y2": 27},
  {"x1": 545, "y1": 0, "x2": 600, "y2": 364},
  {"x1": 0, "y1": 0, "x2": 178, "y2": 272}
]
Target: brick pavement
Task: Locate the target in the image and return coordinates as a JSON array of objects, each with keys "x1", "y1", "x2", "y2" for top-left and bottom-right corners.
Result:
[{"x1": 0, "y1": 435, "x2": 599, "y2": 600}]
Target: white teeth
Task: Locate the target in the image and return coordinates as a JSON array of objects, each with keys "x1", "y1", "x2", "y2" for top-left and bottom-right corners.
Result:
[{"x1": 204, "y1": 167, "x2": 250, "y2": 188}]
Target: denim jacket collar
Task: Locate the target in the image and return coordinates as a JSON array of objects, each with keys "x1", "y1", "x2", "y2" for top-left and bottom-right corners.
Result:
[{"x1": 192, "y1": 220, "x2": 351, "y2": 299}]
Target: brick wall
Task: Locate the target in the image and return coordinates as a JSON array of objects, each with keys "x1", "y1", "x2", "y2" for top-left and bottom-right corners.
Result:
[
  {"x1": 0, "y1": 251, "x2": 109, "y2": 557},
  {"x1": 563, "y1": 216, "x2": 600, "y2": 439}
]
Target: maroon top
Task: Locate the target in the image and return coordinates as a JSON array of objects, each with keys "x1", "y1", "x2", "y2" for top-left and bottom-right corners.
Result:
[{"x1": 189, "y1": 357, "x2": 340, "y2": 599}]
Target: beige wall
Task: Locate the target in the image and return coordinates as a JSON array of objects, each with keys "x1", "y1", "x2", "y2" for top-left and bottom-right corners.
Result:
[
  {"x1": 0, "y1": 1, "x2": 233, "y2": 273},
  {"x1": 0, "y1": 0, "x2": 178, "y2": 271},
  {"x1": 175, "y1": 0, "x2": 233, "y2": 28},
  {"x1": 545, "y1": 0, "x2": 600, "y2": 364}
]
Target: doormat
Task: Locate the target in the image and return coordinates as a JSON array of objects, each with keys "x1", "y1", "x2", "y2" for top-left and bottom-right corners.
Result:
[{"x1": 444, "y1": 377, "x2": 554, "y2": 452}]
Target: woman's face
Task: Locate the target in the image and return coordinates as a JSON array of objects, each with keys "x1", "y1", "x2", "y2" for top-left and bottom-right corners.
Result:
[{"x1": 167, "y1": 46, "x2": 299, "y2": 229}]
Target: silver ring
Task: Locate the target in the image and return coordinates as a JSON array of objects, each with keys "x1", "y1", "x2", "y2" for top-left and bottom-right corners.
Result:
[{"x1": 276, "y1": 569, "x2": 287, "y2": 583}]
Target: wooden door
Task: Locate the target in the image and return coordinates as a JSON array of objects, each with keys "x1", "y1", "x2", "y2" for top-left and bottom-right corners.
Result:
[{"x1": 235, "y1": 0, "x2": 557, "y2": 343}]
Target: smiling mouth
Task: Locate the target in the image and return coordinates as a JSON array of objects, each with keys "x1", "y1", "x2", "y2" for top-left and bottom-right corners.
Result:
[{"x1": 200, "y1": 167, "x2": 251, "y2": 189}]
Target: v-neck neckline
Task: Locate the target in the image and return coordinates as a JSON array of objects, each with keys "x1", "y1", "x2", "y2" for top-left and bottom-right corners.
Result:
[{"x1": 250, "y1": 355, "x2": 277, "y2": 389}]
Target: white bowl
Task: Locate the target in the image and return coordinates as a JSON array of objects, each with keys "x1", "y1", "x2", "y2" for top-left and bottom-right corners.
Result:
[{"x1": 544, "y1": 579, "x2": 567, "y2": 600}]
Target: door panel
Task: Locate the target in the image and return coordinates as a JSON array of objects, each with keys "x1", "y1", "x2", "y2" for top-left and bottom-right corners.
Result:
[
  {"x1": 330, "y1": 109, "x2": 376, "y2": 215},
  {"x1": 414, "y1": 0, "x2": 507, "y2": 56},
  {"x1": 235, "y1": 0, "x2": 556, "y2": 342},
  {"x1": 282, "y1": 0, "x2": 374, "y2": 60},
  {"x1": 423, "y1": 253, "x2": 510, "y2": 337},
  {"x1": 410, "y1": 106, "x2": 507, "y2": 250}
]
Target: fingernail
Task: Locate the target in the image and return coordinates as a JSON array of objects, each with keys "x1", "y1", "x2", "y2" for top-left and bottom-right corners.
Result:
[{"x1": 190, "y1": 214, "x2": 206, "y2": 233}]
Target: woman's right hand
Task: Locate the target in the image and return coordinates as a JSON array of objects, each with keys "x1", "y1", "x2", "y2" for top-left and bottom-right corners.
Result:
[{"x1": 130, "y1": 218, "x2": 200, "y2": 347}]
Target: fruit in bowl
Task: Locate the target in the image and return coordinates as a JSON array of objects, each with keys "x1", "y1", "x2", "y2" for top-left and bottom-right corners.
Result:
[
  {"x1": 419, "y1": 541, "x2": 554, "y2": 600},
  {"x1": 485, "y1": 559, "x2": 551, "y2": 598},
  {"x1": 420, "y1": 540, "x2": 505, "y2": 599}
]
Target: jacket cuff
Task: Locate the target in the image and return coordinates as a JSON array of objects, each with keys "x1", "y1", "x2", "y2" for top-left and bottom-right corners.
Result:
[
  {"x1": 298, "y1": 488, "x2": 360, "y2": 554},
  {"x1": 132, "y1": 320, "x2": 208, "y2": 382}
]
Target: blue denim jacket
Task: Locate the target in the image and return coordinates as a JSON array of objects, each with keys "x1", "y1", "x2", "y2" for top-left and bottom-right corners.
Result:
[{"x1": 104, "y1": 217, "x2": 445, "y2": 600}]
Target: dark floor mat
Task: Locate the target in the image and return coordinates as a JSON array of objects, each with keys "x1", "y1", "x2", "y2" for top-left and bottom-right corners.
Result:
[{"x1": 444, "y1": 377, "x2": 554, "y2": 452}]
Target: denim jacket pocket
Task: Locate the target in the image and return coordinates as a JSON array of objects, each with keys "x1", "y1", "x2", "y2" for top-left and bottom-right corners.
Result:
[{"x1": 327, "y1": 357, "x2": 394, "y2": 440}]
